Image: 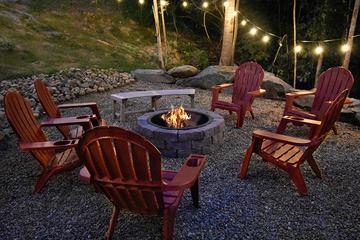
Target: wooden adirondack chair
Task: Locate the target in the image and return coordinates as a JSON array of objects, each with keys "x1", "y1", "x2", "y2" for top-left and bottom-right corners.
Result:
[
  {"x1": 34, "y1": 79, "x2": 106, "y2": 139},
  {"x1": 4, "y1": 90, "x2": 93, "y2": 193},
  {"x1": 277, "y1": 66, "x2": 354, "y2": 135},
  {"x1": 76, "y1": 126, "x2": 207, "y2": 240},
  {"x1": 239, "y1": 90, "x2": 349, "y2": 195},
  {"x1": 211, "y1": 62, "x2": 265, "y2": 128}
]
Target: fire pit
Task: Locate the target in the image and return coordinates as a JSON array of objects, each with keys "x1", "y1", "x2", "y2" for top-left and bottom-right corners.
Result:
[{"x1": 137, "y1": 107, "x2": 224, "y2": 158}]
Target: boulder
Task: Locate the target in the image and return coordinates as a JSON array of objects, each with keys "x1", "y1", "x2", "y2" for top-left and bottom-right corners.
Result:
[
  {"x1": 167, "y1": 65, "x2": 199, "y2": 78},
  {"x1": 176, "y1": 65, "x2": 237, "y2": 89},
  {"x1": 294, "y1": 95, "x2": 314, "y2": 110},
  {"x1": 261, "y1": 72, "x2": 295, "y2": 99},
  {"x1": 132, "y1": 69, "x2": 175, "y2": 84},
  {"x1": 340, "y1": 98, "x2": 360, "y2": 125}
]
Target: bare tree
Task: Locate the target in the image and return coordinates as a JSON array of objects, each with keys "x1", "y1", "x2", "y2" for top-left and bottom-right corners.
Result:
[
  {"x1": 219, "y1": 0, "x2": 237, "y2": 66},
  {"x1": 152, "y1": 0, "x2": 165, "y2": 69},
  {"x1": 343, "y1": 0, "x2": 360, "y2": 69}
]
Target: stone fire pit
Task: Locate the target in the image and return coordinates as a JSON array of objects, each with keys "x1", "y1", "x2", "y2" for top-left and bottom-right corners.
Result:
[{"x1": 137, "y1": 109, "x2": 224, "y2": 158}]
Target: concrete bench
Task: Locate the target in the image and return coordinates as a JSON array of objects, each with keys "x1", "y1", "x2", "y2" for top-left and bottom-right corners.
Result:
[{"x1": 111, "y1": 89, "x2": 196, "y2": 121}]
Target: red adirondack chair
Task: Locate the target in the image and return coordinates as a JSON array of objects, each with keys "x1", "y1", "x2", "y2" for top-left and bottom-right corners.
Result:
[
  {"x1": 4, "y1": 90, "x2": 93, "y2": 193},
  {"x1": 76, "y1": 126, "x2": 207, "y2": 240},
  {"x1": 239, "y1": 90, "x2": 349, "y2": 195},
  {"x1": 34, "y1": 79, "x2": 106, "y2": 139},
  {"x1": 277, "y1": 66, "x2": 354, "y2": 135},
  {"x1": 211, "y1": 62, "x2": 265, "y2": 128}
]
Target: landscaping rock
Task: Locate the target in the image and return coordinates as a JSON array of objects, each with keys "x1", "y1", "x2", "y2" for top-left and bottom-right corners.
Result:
[
  {"x1": 294, "y1": 94, "x2": 314, "y2": 110},
  {"x1": 176, "y1": 65, "x2": 237, "y2": 89},
  {"x1": 167, "y1": 65, "x2": 199, "y2": 78},
  {"x1": 261, "y1": 72, "x2": 295, "y2": 99},
  {"x1": 132, "y1": 69, "x2": 175, "y2": 84}
]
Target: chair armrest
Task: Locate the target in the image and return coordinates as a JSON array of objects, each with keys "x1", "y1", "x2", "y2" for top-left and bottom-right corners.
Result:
[
  {"x1": 281, "y1": 116, "x2": 322, "y2": 127},
  {"x1": 248, "y1": 89, "x2": 266, "y2": 97},
  {"x1": 58, "y1": 102, "x2": 101, "y2": 119},
  {"x1": 212, "y1": 83, "x2": 233, "y2": 90},
  {"x1": 284, "y1": 90, "x2": 316, "y2": 113},
  {"x1": 286, "y1": 90, "x2": 316, "y2": 98},
  {"x1": 41, "y1": 116, "x2": 93, "y2": 130},
  {"x1": 19, "y1": 139, "x2": 78, "y2": 151},
  {"x1": 163, "y1": 154, "x2": 207, "y2": 191},
  {"x1": 253, "y1": 130, "x2": 311, "y2": 146}
]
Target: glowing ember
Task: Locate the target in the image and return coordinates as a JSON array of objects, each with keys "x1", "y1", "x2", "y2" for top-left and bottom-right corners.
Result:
[{"x1": 161, "y1": 105, "x2": 191, "y2": 128}]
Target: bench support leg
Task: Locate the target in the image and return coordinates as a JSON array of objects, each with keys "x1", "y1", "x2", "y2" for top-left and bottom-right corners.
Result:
[
  {"x1": 120, "y1": 99, "x2": 127, "y2": 122},
  {"x1": 189, "y1": 94, "x2": 195, "y2": 108},
  {"x1": 151, "y1": 96, "x2": 162, "y2": 110},
  {"x1": 113, "y1": 100, "x2": 118, "y2": 119}
]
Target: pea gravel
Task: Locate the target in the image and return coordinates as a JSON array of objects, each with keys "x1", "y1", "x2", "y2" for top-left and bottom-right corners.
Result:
[{"x1": 1, "y1": 79, "x2": 359, "y2": 240}]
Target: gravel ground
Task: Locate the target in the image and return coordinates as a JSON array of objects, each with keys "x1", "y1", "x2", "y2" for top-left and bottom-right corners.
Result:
[{"x1": 1, "y1": 79, "x2": 360, "y2": 239}]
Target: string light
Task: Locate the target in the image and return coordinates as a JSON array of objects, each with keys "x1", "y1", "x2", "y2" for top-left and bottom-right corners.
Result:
[
  {"x1": 249, "y1": 27, "x2": 257, "y2": 36},
  {"x1": 182, "y1": 1, "x2": 188, "y2": 8},
  {"x1": 294, "y1": 45, "x2": 302, "y2": 53},
  {"x1": 138, "y1": 0, "x2": 145, "y2": 5},
  {"x1": 314, "y1": 46, "x2": 324, "y2": 55},
  {"x1": 223, "y1": 1, "x2": 229, "y2": 7},
  {"x1": 262, "y1": 35, "x2": 270, "y2": 43},
  {"x1": 202, "y1": 1, "x2": 209, "y2": 8},
  {"x1": 116, "y1": 0, "x2": 122, "y2": 3},
  {"x1": 341, "y1": 44, "x2": 350, "y2": 53},
  {"x1": 160, "y1": 0, "x2": 169, "y2": 6},
  {"x1": 241, "y1": 20, "x2": 247, "y2": 26}
]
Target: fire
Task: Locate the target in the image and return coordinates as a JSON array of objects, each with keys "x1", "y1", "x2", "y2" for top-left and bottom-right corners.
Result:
[{"x1": 161, "y1": 105, "x2": 191, "y2": 128}]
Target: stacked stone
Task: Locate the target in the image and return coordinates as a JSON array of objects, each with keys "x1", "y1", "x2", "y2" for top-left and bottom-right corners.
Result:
[{"x1": 0, "y1": 68, "x2": 135, "y2": 149}]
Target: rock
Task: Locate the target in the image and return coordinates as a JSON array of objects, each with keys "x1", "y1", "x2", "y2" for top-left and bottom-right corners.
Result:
[
  {"x1": 176, "y1": 65, "x2": 237, "y2": 89},
  {"x1": 0, "y1": 131, "x2": 10, "y2": 150},
  {"x1": 355, "y1": 112, "x2": 360, "y2": 124},
  {"x1": 167, "y1": 65, "x2": 199, "y2": 78},
  {"x1": 132, "y1": 69, "x2": 175, "y2": 84},
  {"x1": 261, "y1": 72, "x2": 295, "y2": 99},
  {"x1": 294, "y1": 95, "x2": 314, "y2": 110}
]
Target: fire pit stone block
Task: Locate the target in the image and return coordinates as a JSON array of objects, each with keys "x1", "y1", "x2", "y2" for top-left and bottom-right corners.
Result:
[{"x1": 137, "y1": 109, "x2": 225, "y2": 158}]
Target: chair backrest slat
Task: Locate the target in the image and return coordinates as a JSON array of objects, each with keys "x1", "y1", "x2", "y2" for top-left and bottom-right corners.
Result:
[
  {"x1": 312, "y1": 67, "x2": 354, "y2": 115},
  {"x1": 34, "y1": 79, "x2": 71, "y2": 138},
  {"x1": 232, "y1": 62, "x2": 264, "y2": 105},
  {"x1": 77, "y1": 126, "x2": 164, "y2": 214},
  {"x1": 5, "y1": 91, "x2": 54, "y2": 167}
]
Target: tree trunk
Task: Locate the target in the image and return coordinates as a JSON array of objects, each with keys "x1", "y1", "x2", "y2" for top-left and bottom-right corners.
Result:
[
  {"x1": 230, "y1": 0, "x2": 240, "y2": 64},
  {"x1": 152, "y1": 0, "x2": 165, "y2": 69},
  {"x1": 219, "y1": 0, "x2": 236, "y2": 66},
  {"x1": 343, "y1": 0, "x2": 360, "y2": 69},
  {"x1": 160, "y1": 2, "x2": 168, "y2": 65},
  {"x1": 314, "y1": 53, "x2": 324, "y2": 87},
  {"x1": 293, "y1": 0, "x2": 297, "y2": 89}
]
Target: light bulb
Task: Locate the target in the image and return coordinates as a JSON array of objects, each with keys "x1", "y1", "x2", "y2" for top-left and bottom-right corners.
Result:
[
  {"x1": 294, "y1": 45, "x2": 302, "y2": 53},
  {"x1": 341, "y1": 44, "x2": 350, "y2": 53},
  {"x1": 223, "y1": 1, "x2": 229, "y2": 7},
  {"x1": 249, "y1": 27, "x2": 257, "y2": 36},
  {"x1": 202, "y1": 1, "x2": 209, "y2": 8},
  {"x1": 314, "y1": 46, "x2": 324, "y2": 55},
  {"x1": 160, "y1": 0, "x2": 169, "y2": 6},
  {"x1": 262, "y1": 35, "x2": 270, "y2": 43},
  {"x1": 241, "y1": 20, "x2": 247, "y2": 26},
  {"x1": 182, "y1": 1, "x2": 188, "y2": 7},
  {"x1": 139, "y1": 0, "x2": 145, "y2": 5}
]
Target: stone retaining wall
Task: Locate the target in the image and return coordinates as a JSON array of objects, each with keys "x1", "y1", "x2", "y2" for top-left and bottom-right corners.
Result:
[{"x1": 0, "y1": 68, "x2": 135, "y2": 149}]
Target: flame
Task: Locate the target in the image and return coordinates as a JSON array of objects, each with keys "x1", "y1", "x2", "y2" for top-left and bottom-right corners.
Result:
[{"x1": 161, "y1": 105, "x2": 191, "y2": 128}]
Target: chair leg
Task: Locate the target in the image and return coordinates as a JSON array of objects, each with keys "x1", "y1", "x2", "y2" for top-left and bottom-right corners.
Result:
[
  {"x1": 288, "y1": 166, "x2": 308, "y2": 195},
  {"x1": 236, "y1": 110, "x2": 245, "y2": 128},
  {"x1": 163, "y1": 208, "x2": 177, "y2": 240},
  {"x1": 249, "y1": 109, "x2": 255, "y2": 119},
  {"x1": 276, "y1": 118, "x2": 289, "y2": 134},
  {"x1": 306, "y1": 155, "x2": 322, "y2": 178},
  {"x1": 190, "y1": 179, "x2": 199, "y2": 208},
  {"x1": 229, "y1": 110, "x2": 233, "y2": 115},
  {"x1": 33, "y1": 169, "x2": 55, "y2": 194},
  {"x1": 239, "y1": 143, "x2": 255, "y2": 179},
  {"x1": 332, "y1": 124, "x2": 338, "y2": 135},
  {"x1": 105, "y1": 206, "x2": 120, "y2": 240}
]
